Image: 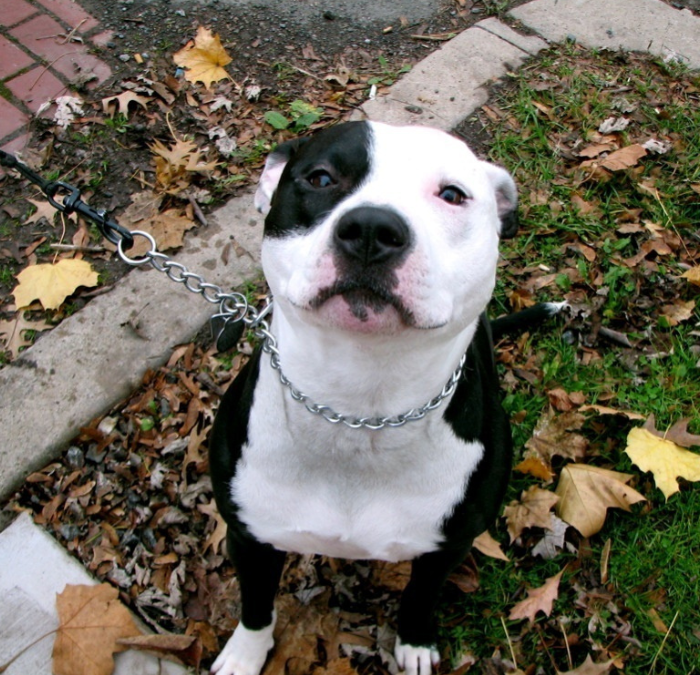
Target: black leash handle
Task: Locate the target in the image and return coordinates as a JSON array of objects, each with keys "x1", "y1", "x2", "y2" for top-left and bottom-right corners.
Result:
[{"x1": 1, "y1": 148, "x2": 134, "y2": 250}]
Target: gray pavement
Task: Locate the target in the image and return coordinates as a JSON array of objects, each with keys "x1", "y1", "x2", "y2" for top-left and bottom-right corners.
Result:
[{"x1": 1, "y1": 0, "x2": 700, "y2": 669}]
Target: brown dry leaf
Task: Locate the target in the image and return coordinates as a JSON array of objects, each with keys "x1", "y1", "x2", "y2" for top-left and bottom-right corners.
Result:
[
  {"x1": 102, "y1": 91, "x2": 151, "y2": 117},
  {"x1": 313, "y1": 658, "x2": 359, "y2": 674},
  {"x1": 117, "y1": 633, "x2": 202, "y2": 668},
  {"x1": 0, "y1": 309, "x2": 51, "y2": 357},
  {"x1": 577, "y1": 143, "x2": 615, "y2": 158},
  {"x1": 555, "y1": 464, "x2": 645, "y2": 537},
  {"x1": 644, "y1": 415, "x2": 700, "y2": 449},
  {"x1": 599, "y1": 144, "x2": 646, "y2": 171},
  {"x1": 371, "y1": 560, "x2": 412, "y2": 592},
  {"x1": 53, "y1": 583, "x2": 142, "y2": 675},
  {"x1": 625, "y1": 427, "x2": 700, "y2": 500},
  {"x1": 547, "y1": 388, "x2": 585, "y2": 412},
  {"x1": 473, "y1": 531, "x2": 509, "y2": 561},
  {"x1": 173, "y1": 26, "x2": 232, "y2": 88},
  {"x1": 119, "y1": 191, "x2": 164, "y2": 226},
  {"x1": 504, "y1": 486, "x2": 559, "y2": 542},
  {"x1": 13, "y1": 259, "x2": 99, "y2": 310},
  {"x1": 525, "y1": 408, "x2": 589, "y2": 466},
  {"x1": 579, "y1": 404, "x2": 644, "y2": 420},
  {"x1": 126, "y1": 210, "x2": 197, "y2": 257},
  {"x1": 682, "y1": 266, "x2": 700, "y2": 287},
  {"x1": 514, "y1": 454, "x2": 555, "y2": 481},
  {"x1": 197, "y1": 500, "x2": 228, "y2": 554},
  {"x1": 557, "y1": 654, "x2": 614, "y2": 675},
  {"x1": 151, "y1": 138, "x2": 217, "y2": 191},
  {"x1": 448, "y1": 556, "x2": 480, "y2": 594},
  {"x1": 25, "y1": 197, "x2": 58, "y2": 225},
  {"x1": 660, "y1": 299, "x2": 695, "y2": 326},
  {"x1": 508, "y1": 569, "x2": 563, "y2": 623}
]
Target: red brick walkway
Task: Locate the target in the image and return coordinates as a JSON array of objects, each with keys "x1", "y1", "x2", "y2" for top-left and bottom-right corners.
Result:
[{"x1": 0, "y1": 0, "x2": 113, "y2": 159}]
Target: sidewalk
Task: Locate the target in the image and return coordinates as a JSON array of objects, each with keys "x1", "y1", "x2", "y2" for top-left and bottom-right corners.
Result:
[{"x1": 0, "y1": 0, "x2": 113, "y2": 161}]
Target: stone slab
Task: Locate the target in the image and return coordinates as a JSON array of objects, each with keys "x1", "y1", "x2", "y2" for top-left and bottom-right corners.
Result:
[
  {"x1": 358, "y1": 21, "x2": 546, "y2": 130},
  {"x1": 0, "y1": 193, "x2": 263, "y2": 503},
  {"x1": 511, "y1": 0, "x2": 700, "y2": 68},
  {"x1": 0, "y1": 512, "x2": 188, "y2": 675}
]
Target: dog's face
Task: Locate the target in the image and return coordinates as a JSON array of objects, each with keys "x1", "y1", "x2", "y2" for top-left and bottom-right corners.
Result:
[{"x1": 255, "y1": 121, "x2": 517, "y2": 337}]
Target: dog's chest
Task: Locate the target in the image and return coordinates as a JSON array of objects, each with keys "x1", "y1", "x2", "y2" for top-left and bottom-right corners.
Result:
[{"x1": 229, "y1": 369, "x2": 484, "y2": 562}]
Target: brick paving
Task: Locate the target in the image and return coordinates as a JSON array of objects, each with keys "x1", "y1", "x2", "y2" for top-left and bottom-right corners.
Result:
[{"x1": 0, "y1": 0, "x2": 113, "y2": 161}]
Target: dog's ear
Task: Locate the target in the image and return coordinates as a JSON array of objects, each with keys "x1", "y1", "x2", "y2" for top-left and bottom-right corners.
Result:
[
  {"x1": 254, "y1": 137, "x2": 310, "y2": 215},
  {"x1": 483, "y1": 162, "x2": 519, "y2": 239}
]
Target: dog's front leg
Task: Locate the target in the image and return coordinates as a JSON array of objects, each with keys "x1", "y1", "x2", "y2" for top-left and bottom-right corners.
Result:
[
  {"x1": 395, "y1": 548, "x2": 468, "y2": 675},
  {"x1": 211, "y1": 529, "x2": 287, "y2": 675}
]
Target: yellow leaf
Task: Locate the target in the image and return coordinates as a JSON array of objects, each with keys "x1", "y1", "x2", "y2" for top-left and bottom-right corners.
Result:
[
  {"x1": 13, "y1": 259, "x2": 99, "y2": 310},
  {"x1": 173, "y1": 26, "x2": 232, "y2": 89},
  {"x1": 682, "y1": 266, "x2": 700, "y2": 287},
  {"x1": 625, "y1": 427, "x2": 700, "y2": 500},
  {"x1": 53, "y1": 583, "x2": 142, "y2": 675},
  {"x1": 555, "y1": 464, "x2": 645, "y2": 537}
]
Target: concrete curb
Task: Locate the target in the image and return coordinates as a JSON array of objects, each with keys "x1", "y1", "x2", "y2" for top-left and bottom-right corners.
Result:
[{"x1": 1, "y1": 0, "x2": 699, "y2": 504}]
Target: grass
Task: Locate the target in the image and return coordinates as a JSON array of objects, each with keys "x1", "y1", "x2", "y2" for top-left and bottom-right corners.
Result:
[{"x1": 443, "y1": 44, "x2": 700, "y2": 673}]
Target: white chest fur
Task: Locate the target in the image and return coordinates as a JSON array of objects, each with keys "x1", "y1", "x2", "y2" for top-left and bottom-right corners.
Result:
[{"x1": 230, "y1": 358, "x2": 484, "y2": 562}]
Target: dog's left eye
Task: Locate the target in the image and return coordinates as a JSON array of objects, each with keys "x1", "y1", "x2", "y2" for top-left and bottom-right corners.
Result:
[
  {"x1": 307, "y1": 169, "x2": 336, "y2": 189},
  {"x1": 438, "y1": 186, "x2": 468, "y2": 205}
]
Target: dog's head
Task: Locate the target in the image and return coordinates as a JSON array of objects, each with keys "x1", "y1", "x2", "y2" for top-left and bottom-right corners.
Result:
[{"x1": 255, "y1": 121, "x2": 517, "y2": 337}]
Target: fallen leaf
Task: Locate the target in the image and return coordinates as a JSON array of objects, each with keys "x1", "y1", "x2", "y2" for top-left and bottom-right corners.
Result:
[
  {"x1": 577, "y1": 143, "x2": 614, "y2": 158},
  {"x1": 53, "y1": 583, "x2": 142, "y2": 675},
  {"x1": 504, "y1": 486, "x2": 559, "y2": 542},
  {"x1": 473, "y1": 531, "x2": 510, "y2": 561},
  {"x1": 531, "y1": 515, "x2": 569, "y2": 559},
  {"x1": 102, "y1": 91, "x2": 151, "y2": 117},
  {"x1": 599, "y1": 144, "x2": 646, "y2": 171},
  {"x1": 117, "y1": 633, "x2": 202, "y2": 668},
  {"x1": 524, "y1": 408, "x2": 589, "y2": 467},
  {"x1": 555, "y1": 464, "x2": 645, "y2": 536},
  {"x1": 557, "y1": 655, "x2": 614, "y2": 675},
  {"x1": 0, "y1": 308, "x2": 51, "y2": 357},
  {"x1": 448, "y1": 556, "x2": 480, "y2": 594},
  {"x1": 124, "y1": 209, "x2": 197, "y2": 257},
  {"x1": 25, "y1": 198, "x2": 58, "y2": 225},
  {"x1": 579, "y1": 404, "x2": 644, "y2": 420},
  {"x1": 13, "y1": 259, "x2": 99, "y2": 310},
  {"x1": 660, "y1": 299, "x2": 695, "y2": 326},
  {"x1": 173, "y1": 26, "x2": 232, "y2": 89},
  {"x1": 643, "y1": 416, "x2": 700, "y2": 449},
  {"x1": 514, "y1": 454, "x2": 555, "y2": 481},
  {"x1": 681, "y1": 266, "x2": 700, "y2": 287},
  {"x1": 508, "y1": 569, "x2": 563, "y2": 623},
  {"x1": 151, "y1": 138, "x2": 217, "y2": 191},
  {"x1": 625, "y1": 427, "x2": 700, "y2": 499},
  {"x1": 197, "y1": 500, "x2": 228, "y2": 554}
]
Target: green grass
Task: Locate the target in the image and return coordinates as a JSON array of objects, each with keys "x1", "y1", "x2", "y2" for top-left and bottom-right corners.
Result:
[{"x1": 443, "y1": 44, "x2": 700, "y2": 673}]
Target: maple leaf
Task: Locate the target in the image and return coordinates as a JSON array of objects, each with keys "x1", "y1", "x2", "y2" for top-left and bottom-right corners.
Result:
[
  {"x1": 173, "y1": 26, "x2": 232, "y2": 89},
  {"x1": 625, "y1": 427, "x2": 700, "y2": 500},
  {"x1": 117, "y1": 634, "x2": 202, "y2": 668},
  {"x1": 13, "y1": 259, "x2": 99, "y2": 310},
  {"x1": 557, "y1": 654, "x2": 614, "y2": 675},
  {"x1": 123, "y1": 209, "x2": 197, "y2": 258},
  {"x1": 53, "y1": 583, "x2": 142, "y2": 675},
  {"x1": 508, "y1": 569, "x2": 564, "y2": 623},
  {"x1": 102, "y1": 90, "x2": 151, "y2": 118},
  {"x1": 504, "y1": 486, "x2": 559, "y2": 542},
  {"x1": 524, "y1": 408, "x2": 588, "y2": 469},
  {"x1": 555, "y1": 464, "x2": 645, "y2": 537},
  {"x1": 0, "y1": 308, "x2": 52, "y2": 357},
  {"x1": 25, "y1": 197, "x2": 58, "y2": 225}
]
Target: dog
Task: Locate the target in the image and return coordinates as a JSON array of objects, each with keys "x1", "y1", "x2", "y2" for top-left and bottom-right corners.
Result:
[{"x1": 209, "y1": 120, "x2": 529, "y2": 675}]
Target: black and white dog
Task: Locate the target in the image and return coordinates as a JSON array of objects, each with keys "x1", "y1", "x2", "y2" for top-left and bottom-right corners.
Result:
[{"x1": 209, "y1": 121, "x2": 525, "y2": 675}]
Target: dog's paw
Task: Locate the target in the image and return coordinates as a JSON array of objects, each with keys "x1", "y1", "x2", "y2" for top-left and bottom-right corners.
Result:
[
  {"x1": 211, "y1": 614, "x2": 276, "y2": 675},
  {"x1": 395, "y1": 637, "x2": 440, "y2": 675}
]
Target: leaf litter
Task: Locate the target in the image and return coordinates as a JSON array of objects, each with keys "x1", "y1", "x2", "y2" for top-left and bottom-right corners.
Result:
[{"x1": 2, "y1": 37, "x2": 700, "y2": 675}]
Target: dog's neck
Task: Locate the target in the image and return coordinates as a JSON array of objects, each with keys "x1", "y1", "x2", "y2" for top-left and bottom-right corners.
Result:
[{"x1": 266, "y1": 308, "x2": 479, "y2": 419}]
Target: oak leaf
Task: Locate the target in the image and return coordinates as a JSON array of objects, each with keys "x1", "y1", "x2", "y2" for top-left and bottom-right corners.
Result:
[
  {"x1": 53, "y1": 583, "x2": 142, "y2": 675},
  {"x1": 173, "y1": 26, "x2": 232, "y2": 88},
  {"x1": 643, "y1": 415, "x2": 700, "y2": 449},
  {"x1": 504, "y1": 486, "x2": 559, "y2": 542},
  {"x1": 0, "y1": 308, "x2": 51, "y2": 357},
  {"x1": 625, "y1": 427, "x2": 700, "y2": 499},
  {"x1": 508, "y1": 569, "x2": 563, "y2": 623},
  {"x1": 13, "y1": 259, "x2": 99, "y2": 310},
  {"x1": 102, "y1": 91, "x2": 151, "y2": 117},
  {"x1": 555, "y1": 464, "x2": 645, "y2": 536},
  {"x1": 151, "y1": 138, "x2": 217, "y2": 191}
]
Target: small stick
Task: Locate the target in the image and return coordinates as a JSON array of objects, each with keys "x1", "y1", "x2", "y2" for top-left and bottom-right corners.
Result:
[
  {"x1": 188, "y1": 195, "x2": 208, "y2": 226},
  {"x1": 50, "y1": 243, "x2": 106, "y2": 253},
  {"x1": 650, "y1": 610, "x2": 679, "y2": 673}
]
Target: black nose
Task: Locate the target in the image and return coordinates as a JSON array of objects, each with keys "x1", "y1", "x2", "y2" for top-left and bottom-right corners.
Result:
[{"x1": 334, "y1": 206, "x2": 411, "y2": 266}]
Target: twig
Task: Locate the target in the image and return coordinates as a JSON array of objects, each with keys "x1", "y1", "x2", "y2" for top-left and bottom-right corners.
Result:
[
  {"x1": 499, "y1": 617, "x2": 517, "y2": 669},
  {"x1": 0, "y1": 629, "x2": 57, "y2": 672},
  {"x1": 649, "y1": 610, "x2": 679, "y2": 673},
  {"x1": 410, "y1": 32, "x2": 457, "y2": 41},
  {"x1": 560, "y1": 619, "x2": 573, "y2": 670},
  {"x1": 188, "y1": 195, "x2": 208, "y2": 226},
  {"x1": 50, "y1": 243, "x2": 106, "y2": 253}
]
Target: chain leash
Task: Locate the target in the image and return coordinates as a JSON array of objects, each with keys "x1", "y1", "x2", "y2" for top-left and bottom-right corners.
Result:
[{"x1": 1, "y1": 149, "x2": 466, "y2": 430}]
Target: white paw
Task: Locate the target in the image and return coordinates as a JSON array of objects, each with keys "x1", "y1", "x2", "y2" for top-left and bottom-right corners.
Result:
[
  {"x1": 395, "y1": 637, "x2": 440, "y2": 675},
  {"x1": 211, "y1": 612, "x2": 276, "y2": 675}
]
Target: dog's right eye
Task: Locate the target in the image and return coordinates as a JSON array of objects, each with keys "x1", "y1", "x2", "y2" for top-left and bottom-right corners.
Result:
[{"x1": 307, "y1": 169, "x2": 336, "y2": 189}]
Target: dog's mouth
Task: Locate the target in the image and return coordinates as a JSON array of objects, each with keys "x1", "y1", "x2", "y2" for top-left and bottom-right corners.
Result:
[{"x1": 310, "y1": 281, "x2": 416, "y2": 327}]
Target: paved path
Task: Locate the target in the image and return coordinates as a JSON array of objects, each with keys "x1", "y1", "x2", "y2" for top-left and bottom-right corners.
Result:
[{"x1": 0, "y1": 0, "x2": 113, "y2": 161}]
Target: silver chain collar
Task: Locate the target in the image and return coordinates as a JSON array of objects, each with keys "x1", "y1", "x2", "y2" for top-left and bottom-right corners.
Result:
[{"x1": 117, "y1": 231, "x2": 466, "y2": 430}]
